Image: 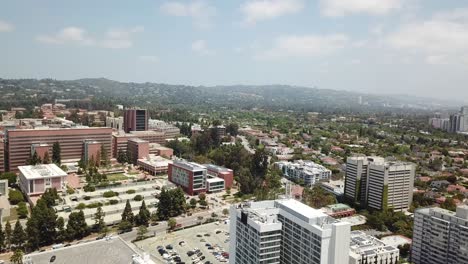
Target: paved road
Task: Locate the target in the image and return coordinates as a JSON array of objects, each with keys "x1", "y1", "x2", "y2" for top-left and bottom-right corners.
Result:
[{"x1": 237, "y1": 135, "x2": 255, "y2": 154}]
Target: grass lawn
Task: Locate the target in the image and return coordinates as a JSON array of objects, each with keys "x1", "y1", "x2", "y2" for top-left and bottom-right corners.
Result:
[
  {"x1": 4, "y1": 207, "x2": 18, "y2": 222},
  {"x1": 127, "y1": 171, "x2": 140, "y2": 175},
  {"x1": 107, "y1": 173, "x2": 130, "y2": 182}
]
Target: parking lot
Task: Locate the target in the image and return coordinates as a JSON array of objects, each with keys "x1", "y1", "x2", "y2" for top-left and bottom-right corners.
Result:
[{"x1": 135, "y1": 221, "x2": 230, "y2": 263}]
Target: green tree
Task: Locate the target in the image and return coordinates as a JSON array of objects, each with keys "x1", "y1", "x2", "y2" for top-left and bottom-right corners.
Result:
[
  {"x1": 56, "y1": 217, "x2": 67, "y2": 243},
  {"x1": 302, "y1": 186, "x2": 336, "y2": 209},
  {"x1": 66, "y1": 210, "x2": 89, "y2": 240},
  {"x1": 8, "y1": 190, "x2": 24, "y2": 205},
  {"x1": 5, "y1": 221, "x2": 12, "y2": 248},
  {"x1": 135, "y1": 201, "x2": 150, "y2": 227},
  {"x1": 117, "y1": 149, "x2": 127, "y2": 164},
  {"x1": 222, "y1": 208, "x2": 229, "y2": 216},
  {"x1": 156, "y1": 187, "x2": 186, "y2": 220},
  {"x1": 52, "y1": 141, "x2": 61, "y2": 164},
  {"x1": 168, "y1": 218, "x2": 177, "y2": 230},
  {"x1": 28, "y1": 151, "x2": 41, "y2": 165},
  {"x1": 121, "y1": 200, "x2": 134, "y2": 224},
  {"x1": 10, "y1": 249, "x2": 24, "y2": 264},
  {"x1": 118, "y1": 220, "x2": 133, "y2": 233},
  {"x1": 189, "y1": 198, "x2": 197, "y2": 208},
  {"x1": 16, "y1": 202, "x2": 28, "y2": 219},
  {"x1": 93, "y1": 206, "x2": 106, "y2": 232},
  {"x1": 0, "y1": 172, "x2": 17, "y2": 186},
  {"x1": 11, "y1": 221, "x2": 26, "y2": 248},
  {"x1": 136, "y1": 225, "x2": 148, "y2": 241},
  {"x1": 100, "y1": 145, "x2": 110, "y2": 167},
  {"x1": 27, "y1": 199, "x2": 57, "y2": 247},
  {"x1": 42, "y1": 151, "x2": 51, "y2": 164},
  {"x1": 0, "y1": 221, "x2": 5, "y2": 252}
]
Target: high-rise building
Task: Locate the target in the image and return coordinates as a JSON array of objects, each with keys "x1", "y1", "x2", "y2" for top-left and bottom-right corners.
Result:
[
  {"x1": 0, "y1": 133, "x2": 5, "y2": 173},
  {"x1": 447, "y1": 106, "x2": 468, "y2": 133},
  {"x1": 6, "y1": 127, "x2": 112, "y2": 171},
  {"x1": 411, "y1": 205, "x2": 468, "y2": 264},
  {"x1": 344, "y1": 156, "x2": 384, "y2": 206},
  {"x1": 229, "y1": 199, "x2": 350, "y2": 264},
  {"x1": 124, "y1": 109, "x2": 148, "y2": 133},
  {"x1": 344, "y1": 156, "x2": 415, "y2": 211}
]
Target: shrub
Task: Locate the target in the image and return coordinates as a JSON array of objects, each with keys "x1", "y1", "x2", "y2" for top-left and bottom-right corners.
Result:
[
  {"x1": 133, "y1": 195, "x2": 143, "y2": 201},
  {"x1": 83, "y1": 185, "x2": 95, "y2": 192},
  {"x1": 109, "y1": 199, "x2": 119, "y2": 205},
  {"x1": 8, "y1": 189, "x2": 24, "y2": 205},
  {"x1": 126, "y1": 189, "x2": 136, "y2": 194},
  {"x1": 86, "y1": 202, "x2": 103, "y2": 209},
  {"x1": 0, "y1": 172, "x2": 17, "y2": 186},
  {"x1": 103, "y1": 191, "x2": 118, "y2": 198},
  {"x1": 17, "y1": 202, "x2": 28, "y2": 218},
  {"x1": 83, "y1": 196, "x2": 91, "y2": 200},
  {"x1": 76, "y1": 203, "x2": 86, "y2": 210},
  {"x1": 67, "y1": 186, "x2": 75, "y2": 195}
]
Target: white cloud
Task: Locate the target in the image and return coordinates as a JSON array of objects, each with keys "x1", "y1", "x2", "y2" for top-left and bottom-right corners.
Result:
[
  {"x1": 0, "y1": 20, "x2": 14, "y2": 32},
  {"x1": 256, "y1": 34, "x2": 349, "y2": 59},
  {"x1": 387, "y1": 8, "x2": 468, "y2": 64},
  {"x1": 37, "y1": 26, "x2": 143, "y2": 49},
  {"x1": 241, "y1": 0, "x2": 304, "y2": 24},
  {"x1": 160, "y1": 1, "x2": 216, "y2": 29},
  {"x1": 138, "y1": 55, "x2": 159, "y2": 63},
  {"x1": 191, "y1": 39, "x2": 214, "y2": 55},
  {"x1": 320, "y1": 0, "x2": 402, "y2": 17},
  {"x1": 100, "y1": 26, "x2": 144, "y2": 49},
  {"x1": 37, "y1": 27, "x2": 94, "y2": 45}
]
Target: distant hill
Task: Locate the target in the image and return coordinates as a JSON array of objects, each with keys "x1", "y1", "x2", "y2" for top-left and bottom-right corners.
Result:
[{"x1": 0, "y1": 78, "x2": 461, "y2": 112}]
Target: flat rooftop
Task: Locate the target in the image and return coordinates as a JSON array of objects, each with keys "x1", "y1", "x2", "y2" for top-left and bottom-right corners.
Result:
[
  {"x1": 173, "y1": 159, "x2": 206, "y2": 171},
  {"x1": 275, "y1": 199, "x2": 328, "y2": 221},
  {"x1": 18, "y1": 164, "x2": 67, "y2": 180},
  {"x1": 23, "y1": 236, "x2": 137, "y2": 264},
  {"x1": 203, "y1": 164, "x2": 232, "y2": 172}
]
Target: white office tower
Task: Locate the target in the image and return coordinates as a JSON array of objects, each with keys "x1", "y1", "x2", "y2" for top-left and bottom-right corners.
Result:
[
  {"x1": 411, "y1": 205, "x2": 468, "y2": 264},
  {"x1": 344, "y1": 156, "x2": 415, "y2": 211},
  {"x1": 229, "y1": 199, "x2": 351, "y2": 264},
  {"x1": 348, "y1": 231, "x2": 399, "y2": 264}
]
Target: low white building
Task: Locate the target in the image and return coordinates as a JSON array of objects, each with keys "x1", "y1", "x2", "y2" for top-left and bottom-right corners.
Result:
[
  {"x1": 18, "y1": 164, "x2": 67, "y2": 197},
  {"x1": 0, "y1": 179, "x2": 10, "y2": 221},
  {"x1": 206, "y1": 177, "x2": 225, "y2": 193},
  {"x1": 137, "y1": 154, "x2": 172, "y2": 175},
  {"x1": 275, "y1": 160, "x2": 332, "y2": 186},
  {"x1": 349, "y1": 231, "x2": 399, "y2": 264}
]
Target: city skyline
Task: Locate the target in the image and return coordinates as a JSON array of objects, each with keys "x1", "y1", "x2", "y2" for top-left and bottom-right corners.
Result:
[{"x1": 1, "y1": 0, "x2": 468, "y2": 100}]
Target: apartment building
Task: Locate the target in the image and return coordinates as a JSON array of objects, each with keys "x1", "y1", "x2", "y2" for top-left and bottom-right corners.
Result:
[
  {"x1": 411, "y1": 205, "x2": 468, "y2": 264},
  {"x1": 275, "y1": 160, "x2": 332, "y2": 187},
  {"x1": 229, "y1": 199, "x2": 350, "y2": 264},
  {"x1": 124, "y1": 109, "x2": 148, "y2": 133},
  {"x1": 6, "y1": 127, "x2": 112, "y2": 171},
  {"x1": 349, "y1": 231, "x2": 399, "y2": 264},
  {"x1": 344, "y1": 156, "x2": 415, "y2": 211}
]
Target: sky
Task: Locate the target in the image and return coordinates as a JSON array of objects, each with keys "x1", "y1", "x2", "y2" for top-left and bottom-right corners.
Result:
[{"x1": 1, "y1": 0, "x2": 468, "y2": 100}]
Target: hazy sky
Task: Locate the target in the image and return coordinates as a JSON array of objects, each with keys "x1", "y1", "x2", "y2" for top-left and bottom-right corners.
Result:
[{"x1": 1, "y1": 0, "x2": 468, "y2": 100}]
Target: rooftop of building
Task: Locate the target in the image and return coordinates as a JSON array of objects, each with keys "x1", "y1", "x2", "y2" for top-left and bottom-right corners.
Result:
[
  {"x1": 128, "y1": 138, "x2": 149, "y2": 143},
  {"x1": 138, "y1": 154, "x2": 172, "y2": 167},
  {"x1": 18, "y1": 164, "x2": 67, "y2": 180},
  {"x1": 417, "y1": 205, "x2": 468, "y2": 220},
  {"x1": 326, "y1": 203, "x2": 353, "y2": 211},
  {"x1": 172, "y1": 159, "x2": 206, "y2": 171},
  {"x1": 275, "y1": 199, "x2": 328, "y2": 220},
  {"x1": 23, "y1": 236, "x2": 138, "y2": 264},
  {"x1": 129, "y1": 130, "x2": 165, "y2": 136},
  {"x1": 202, "y1": 164, "x2": 232, "y2": 173},
  {"x1": 206, "y1": 177, "x2": 225, "y2": 183},
  {"x1": 349, "y1": 231, "x2": 399, "y2": 257}
]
